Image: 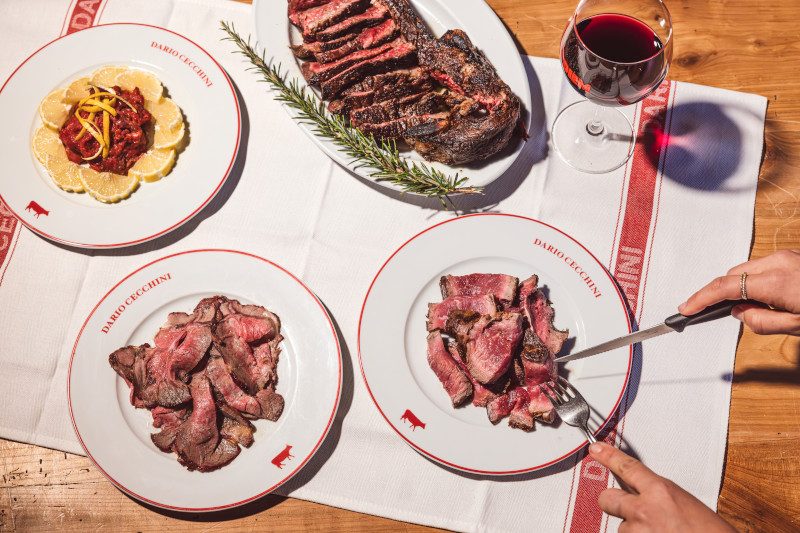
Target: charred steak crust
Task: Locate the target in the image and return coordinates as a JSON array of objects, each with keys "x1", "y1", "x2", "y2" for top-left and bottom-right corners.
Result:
[
  {"x1": 288, "y1": 0, "x2": 523, "y2": 165},
  {"x1": 110, "y1": 295, "x2": 286, "y2": 472}
]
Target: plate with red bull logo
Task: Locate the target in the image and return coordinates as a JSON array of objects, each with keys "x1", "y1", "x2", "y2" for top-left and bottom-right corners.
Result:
[
  {"x1": 0, "y1": 23, "x2": 240, "y2": 249},
  {"x1": 68, "y1": 249, "x2": 342, "y2": 511},
  {"x1": 359, "y1": 214, "x2": 633, "y2": 475}
]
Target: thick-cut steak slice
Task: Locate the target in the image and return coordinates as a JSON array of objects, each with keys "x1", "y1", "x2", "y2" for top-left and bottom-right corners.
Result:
[
  {"x1": 446, "y1": 342, "x2": 498, "y2": 407},
  {"x1": 288, "y1": 0, "x2": 331, "y2": 25},
  {"x1": 329, "y1": 68, "x2": 433, "y2": 114},
  {"x1": 523, "y1": 289, "x2": 569, "y2": 356},
  {"x1": 302, "y1": 39, "x2": 406, "y2": 85},
  {"x1": 255, "y1": 386, "x2": 285, "y2": 421},
  {"x1": 464, "y1": 312, "x2": 524, "y2": 385},
  {"x1": 320, "y1": 41, "x2": 416, "y2": 99},
  {"x1": 206, "y1": 355, "x2": 262, "y2": 417},
  {"x1": 316, "y1": 19, "x2": 398, "y2": 63},
  {"x1": 216, "y1": 336, "x2": 272, "y2": 395},
  {"x1": 151, "y1": 406, "x2": 189, "y2": 429},
  {"x1": 293, "y1": 33, "x2": 354, "y2": 60},
  {"x1": 295, "y1": 0, "x2": 370, "y2": 36},
  {"x1": 218, "y1": 402, "x2": 256, "y2": 448},
  {"x1": 427, "y1": 331, "x2": 472, "y2": 407},
  {"x1": 507, "y1": 388, "x2": 535, "y2": 431},
  {"x1": 349, "y1": 91, "x2": 428, "y2": 125},
  {"x1": 313, "y1": 3, "x2": 389, "y2": 41},
  {"x1": 440, "y1": 273, "x2": 519, "y2": 306},
  {"x1": 426, "y1": 294, "x2": 497, "y2": 331},
  {"x1": 519, "y1": 329, "x2": 556, "y2": 385},
  {"x1": 358, "y1": 112, "x2": 449, "y2": 139}
]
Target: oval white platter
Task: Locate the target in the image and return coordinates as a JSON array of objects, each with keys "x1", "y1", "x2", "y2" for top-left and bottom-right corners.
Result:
[
  {"x1": 253, "y1": 0, "x2": 533, "y2": 193},
  {"x1": 69, "y1": 249, "x2": 342, "y2": 511},
  {"x1": 359, "y1": 214, "x2": 632, "y2": 475},
  {"x1": 0, "y1": 23, "x2": 240, "y2": 248}
]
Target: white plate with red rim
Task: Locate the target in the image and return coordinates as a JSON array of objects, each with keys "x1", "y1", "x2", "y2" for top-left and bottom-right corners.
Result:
[
  {"x1": 359, "y1": 214, "x2": 633, "y2": 475},
  {"x1": 253, "y1": 0, "x2": 532, "y2": 193},
  {"x1": 69, "y1": 249, "x2": 342, "y2": 511},
  {"x1": 0, "y1": 23, "x2": 240, "y2": 249}
]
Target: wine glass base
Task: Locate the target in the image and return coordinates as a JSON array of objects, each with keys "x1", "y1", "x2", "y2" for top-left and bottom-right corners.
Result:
[{"x1": 552, "y1": 101, "x2": 635, "y2": 174}]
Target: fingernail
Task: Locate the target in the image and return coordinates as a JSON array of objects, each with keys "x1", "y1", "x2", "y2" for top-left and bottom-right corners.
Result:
[
  {"x1": 589, "y1": 443, "x2": 603, "y2": 455},
  {"x1": 732, "y1": 308, "x2": 743, "y2": 320}
]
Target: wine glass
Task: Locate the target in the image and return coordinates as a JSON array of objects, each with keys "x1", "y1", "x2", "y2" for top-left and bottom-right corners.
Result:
[{"x1": 552, "y1": 0, "x2": 673, "y2": 174}]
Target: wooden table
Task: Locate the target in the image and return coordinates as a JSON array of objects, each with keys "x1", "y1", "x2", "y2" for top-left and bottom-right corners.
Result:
[{"x1": 3, "y1": 1, "x2": 799, "y2": 531}]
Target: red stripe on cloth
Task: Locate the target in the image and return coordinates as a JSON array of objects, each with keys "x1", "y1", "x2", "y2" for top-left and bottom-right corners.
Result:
[
  {"x1": 64, "y1": 0, "x2": 104, "y2": 35},
  {"x1": 0, "y1": 200, "x2": 20, "y2": 280},
  {"x1": 567, "y1": 80, "x2": 673, "y2": 533}
]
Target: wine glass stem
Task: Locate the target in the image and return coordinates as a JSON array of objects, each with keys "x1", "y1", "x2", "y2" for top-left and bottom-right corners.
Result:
[{"x1": 586, "y1": 106, "x2": 605, "y2": 137}]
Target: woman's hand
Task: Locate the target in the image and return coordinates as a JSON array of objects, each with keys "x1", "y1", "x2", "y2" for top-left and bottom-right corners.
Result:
[
  {"x1": 678, "y1": 249, "x2": 800, "y2": 335},
  {"x1": 590, "y1": 443, "x2": 735, "y2": 532}
]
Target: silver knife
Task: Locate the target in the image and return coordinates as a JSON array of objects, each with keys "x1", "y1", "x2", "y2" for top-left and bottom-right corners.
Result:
[{"x1": 554, "y1": 300, "x2": 747, "y2": 363}]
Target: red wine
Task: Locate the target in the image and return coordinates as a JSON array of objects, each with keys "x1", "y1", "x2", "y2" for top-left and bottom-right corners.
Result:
[{"x1": 561, "y1": 13, "x2": 669, "y2": 106}]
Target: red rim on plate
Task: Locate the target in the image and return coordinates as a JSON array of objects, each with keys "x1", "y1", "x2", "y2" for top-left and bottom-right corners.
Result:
[
  {"x1": 358, "y1": 213, "x2": 633, "y2": 475},
  {"x1": 68, "y1": 249, "x2": 342, "y2": 511},
  {"x1": 0, "y1": 23, "x2": 241, "y2": 249}
]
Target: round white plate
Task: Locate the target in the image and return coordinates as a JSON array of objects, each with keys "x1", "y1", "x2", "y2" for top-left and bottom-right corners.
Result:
[
  {"x1": 69, "y1": 249, "x2": 341, "y2": 511},
  {"x1": 253, "y1": 0, "x2": 532, "y2": 193},
  {"x1": 0, "y1": 24, "x2": 240, "y2": 248},
  {"x1": 359, "y1": 214, "x2": 632, "y2": 475}
]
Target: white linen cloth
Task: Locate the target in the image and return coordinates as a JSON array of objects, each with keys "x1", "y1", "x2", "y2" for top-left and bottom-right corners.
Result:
[{"x1": 0, "y1": 1, "x2": 767, "y2": 531}]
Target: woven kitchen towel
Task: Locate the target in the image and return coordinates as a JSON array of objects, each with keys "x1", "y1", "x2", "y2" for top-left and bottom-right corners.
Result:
[{"x1": 0, "y1": 1, "x2": 766, "y2": 532}]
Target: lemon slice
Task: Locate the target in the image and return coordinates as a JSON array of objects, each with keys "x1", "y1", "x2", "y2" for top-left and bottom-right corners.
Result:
[
  {"x1": 64, "y1": 77, "x2": 92, "y2": 104},
  {"x1": 116, "y1": 69, "x2": 163, "y2": 102},
  {"x1": 153, "y1": 123, "x2": 185, "y2": 150},
  {"x1": 44, "y1": 154, "x2": 85, "y2": 193},
  {"x1": 90, "y1": 65, "x2": 128, "y2": 89},
  {"x1": 39, "y1": 89, "x2": 70, "y2": 130},
  {"x1": 146, "y1": 97, "x2": 183, "y2": 131},
  {"x1": 79, "y1": 167, "x2": 138, "y2": 203},
  {"x1": 129, "y1": 149, "x2": 175, "y2": 183},
  {"x1": 31, "y1": 126, "x2": 63, "y2": 165}
]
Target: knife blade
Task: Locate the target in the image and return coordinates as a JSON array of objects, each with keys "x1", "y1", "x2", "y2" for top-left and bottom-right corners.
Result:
[{"x1": 554, "y1": 300, "x2": 750, "y2": 363}]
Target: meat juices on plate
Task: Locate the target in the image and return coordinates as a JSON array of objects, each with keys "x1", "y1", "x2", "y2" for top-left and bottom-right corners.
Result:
[
  {"x1": 425, "y1": 274, "x2": 568, "y2": 431},
  {"x1": 109, "y1": 295, "x2": 285, "y2": 472},
  {"x1": 288, "y1": 0, "x2": 523, "y2": 165}
]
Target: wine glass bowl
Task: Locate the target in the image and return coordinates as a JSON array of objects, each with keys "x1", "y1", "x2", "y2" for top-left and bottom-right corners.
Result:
[{"x1": 552, "y1": 0, "x2": 673, "y2": 173}]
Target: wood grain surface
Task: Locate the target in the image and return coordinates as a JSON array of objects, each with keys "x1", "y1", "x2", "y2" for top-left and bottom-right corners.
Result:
[{"x1": 3, "y1": 0, "x2": 799, "y2": 531}]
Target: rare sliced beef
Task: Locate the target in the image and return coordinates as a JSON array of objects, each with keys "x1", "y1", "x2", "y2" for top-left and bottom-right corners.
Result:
[
  {"x1": 313, "y1": 3, "x2": 389, "y2": 41},
  {"x1": 464, "y1": 312, "x2": 524, "y2": 385},
  {"x1": 293, "y1": 33, "x2": 355, "y2": 60},
  {"x1": 206, "y1": 355, "x2": 263, "y2": 417},
  {"x1": 427, "y1": 331, "x2": 472, "y2": 407},
  {"x1": 348, "y1": 91, "x2": 427, "y2": 124},
  {"x1": 218, "y1": 402, "x2": 256, "y2": 448},
  {"x1": 255, "y1": 386, "x2": 285, "y2": 421},
  {"x1": 288, "y1": 0, "x2": 332, "y2": 25},
  {"x1": 316, "y1": 19, "x2": 399, "y2": 63},
  {"x1": 524, "y1": 289, "x2": 569, "y2": 356},
  {"x1": 426, "y1": 294, "x2": 497, "y2": 331},
  {"x1": 447, "y1": 341, "x2": 498, "y2": 407},
  {"x1": 358, "y1": 111, "x2": 450, "y2": 139},
  {"x1": 151, "y1": 406, "x2": 189, "y2": 429},
  {"x1": 328, "y1": 68, "x2": 434, "y2": 115},
  {"x1": 302, "y1": 38, "x2": 407, "y2": 85},
  {"x1": 320, "y1": 41, "x2": 417, "y2": 99},
  {"x1": 294, "y1": 0, "x2": 370, "y2": 37},
  {"x1": 440, "y1": 273, "x2": 519, "y2": 305}
]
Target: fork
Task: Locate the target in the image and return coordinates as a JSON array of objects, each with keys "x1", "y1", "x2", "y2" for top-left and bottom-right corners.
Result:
[
  {"x1": 540, "y1": 377, "x2": 634, "y2": 493},
  {"x1": 540, "y1": 376, "x2": 597, "y2": 444}
]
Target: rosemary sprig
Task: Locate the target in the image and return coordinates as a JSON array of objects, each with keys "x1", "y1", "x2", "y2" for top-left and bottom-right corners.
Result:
[{"x1": 220, "y1": 21, "x2": 482, "y2": 204}]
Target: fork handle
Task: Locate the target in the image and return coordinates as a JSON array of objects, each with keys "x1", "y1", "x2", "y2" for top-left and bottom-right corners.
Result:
[{"x1": 582, "y1": 426, "x2": 597, "y2": 444}]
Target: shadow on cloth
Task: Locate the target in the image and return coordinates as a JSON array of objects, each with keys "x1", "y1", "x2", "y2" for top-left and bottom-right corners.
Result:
[
  {"x1": 349, "y1": 56, "x2": 549, "y2": 213},
  {"x1": 643, "y1": 102, "x2": 747, "y2": 192},
  {"x1": 42, "y1": 76, "x2": 251, "y2": 257},
  {"x1": 133, "y1": 301, "x2": 354, "y2": 522}
]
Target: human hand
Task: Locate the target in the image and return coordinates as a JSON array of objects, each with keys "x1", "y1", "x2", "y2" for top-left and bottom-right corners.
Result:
[
  {"x1": 590, "y1": 442, "x2": 735, "y2": 532},
  {"x1": 678, "y1": 249, "x2": 800, "y2": 335}
]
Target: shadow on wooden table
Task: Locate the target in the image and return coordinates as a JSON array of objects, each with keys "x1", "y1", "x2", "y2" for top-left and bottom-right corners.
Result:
[
  {"x1": 44, "y1": 75, "x2": 251, "y2": 257},
  {"x1": 132, "y1": 300, "x2": 355, "y2": 522}
]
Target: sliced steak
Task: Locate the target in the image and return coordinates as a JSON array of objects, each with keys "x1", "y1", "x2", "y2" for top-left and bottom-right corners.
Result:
[
  {"x1": 320, "y1": 41, "x2": 417, "y2": 99},
  {"x1": 508, "y1": 388, "x2": 535, "y2": 431},
  {"x1": 289, "y1": 0, "x2": 331, "y2": 25},
  {"x1": 206, "y1": 355, "x2": 262, "y2": 417},
  {"x1": 316, "y1": 19, "x2": 398, "y2": 63},
  {"x1": 524, "y1": 289, "x2": 569, "y2": 356},
  {"x1": 349, "y1": 91, "x2": 428, "y2": 125},
  {"x1": 302, "y1": 39, "x2": 407, "y2": 86},
  {"x1": 464, "y1": 312, "x2": 524, "y2": 385},
  {"x1": 109, "y1": 345, "x2": 150, "y2": 408},
  {"x1": 427, "y1": 331, "x2": 472, "y2": 407},
  {"x1": 527, "y1": 386, "x2": 556, "y2": 424},
  {"x1": 519, "y1": 329, "x2": 556, "y2": 385},
  {"x1": 218, "y1": 402, "x2": 255, "y2": 448},
  {"x1": 295, "y1": 0, "x2": 370, "y2": 36},
  {"x1": 426, "y1": 294, "x2": 497, "y2": 331},
  {"x1": 329, "y1": 68, "x2": 433, "y2": 114},
  {"x1": 447, "y1": 341, "x2": 498, "y2": 407},
  {"x1": 313, "y1": 3, "x2": 389, "y2": 42},
  {"x1": 255, "y1": 387, "x2": 285, "y2": 421},
  {"x1": 151, "y1": 406, "x2": 189, "y2": 429},
  {"x1": 358, "y1": 111, "x2": 449, "y2": 138},
  {"x1": 440, "y1": 274, "x2": 519, "y2": 306},
  {"x1": 216, "y1": 337, "x2": 270, "y2": 395},
  {"x1": 293, "y1": 33, "x2": 355, "y2": 60}
]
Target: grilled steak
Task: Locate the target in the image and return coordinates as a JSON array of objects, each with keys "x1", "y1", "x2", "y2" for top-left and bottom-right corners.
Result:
[
  {"x1": 440, "y1": 274, "x2": 519, "y2": 306},
  {"x1": 426, "y1": 271, "x2": 567, "y2": 431},
  {"x1": 427, "y1": 331, "x2": 472, "y2": 407},
  {"x1": 109, "y1": 295, "x2": 286, "y2": 472},
  {"x1": 288, "y1": 0, "x2": 522, "y2": 165}
]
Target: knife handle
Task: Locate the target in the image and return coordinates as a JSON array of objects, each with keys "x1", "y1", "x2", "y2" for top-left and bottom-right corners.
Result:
[{"x1": 665, "y1": 300, "x2": 756, "y2": 332}]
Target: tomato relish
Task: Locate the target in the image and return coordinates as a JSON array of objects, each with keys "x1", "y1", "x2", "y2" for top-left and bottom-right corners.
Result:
[{"x1": 59, "y1": 86, "x2": 152, "y2": 175}]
